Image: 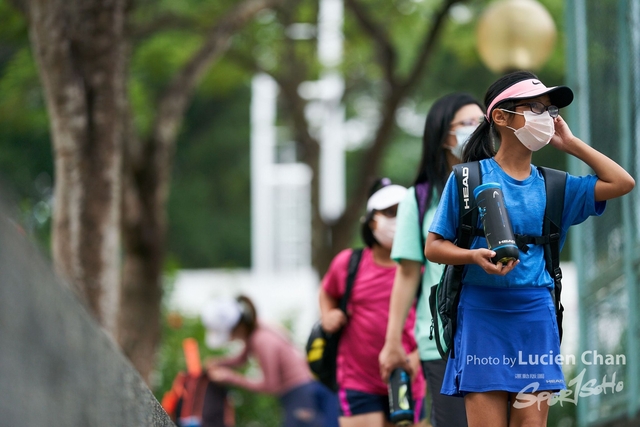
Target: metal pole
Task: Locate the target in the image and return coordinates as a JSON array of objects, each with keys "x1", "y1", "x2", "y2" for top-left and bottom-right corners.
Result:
[
  {"x1": 565, "y1": 0, "x2": 592, "y2": 424},
  {"x1": 634, "y1": 0, "x2": 640, "y2": 238},
  {"x1": 618, "y1": 1, "x2": 640, "y2": 419}
]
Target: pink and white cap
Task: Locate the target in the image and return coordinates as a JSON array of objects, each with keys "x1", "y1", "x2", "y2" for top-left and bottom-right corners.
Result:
[{"x1": 485, "y1": 78, "x2": 574, "y2": 122}]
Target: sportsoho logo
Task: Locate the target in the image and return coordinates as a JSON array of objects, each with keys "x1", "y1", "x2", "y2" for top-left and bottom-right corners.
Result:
[{"x1": 512, "y1": 351, "x2": 626, "y2": 409}]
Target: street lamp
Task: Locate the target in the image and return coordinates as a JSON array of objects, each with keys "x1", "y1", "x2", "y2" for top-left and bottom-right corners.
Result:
[{"x1": 477, "y1": 0, "x2": 557, "y2": 73}]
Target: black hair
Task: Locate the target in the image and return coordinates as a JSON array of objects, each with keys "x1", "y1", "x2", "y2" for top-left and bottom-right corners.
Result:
[
  {"x1": 235, "y1": 295, "x2": 258, "y2": 336},
  {"x1": 462, "y1": 70, "x2": 538, "y2": 162},
  {"x1": 360, "y1": 177, "x2": 393, "y2": 248},
  {"x1": 414, "y1": 93, "x2": 483, "y2": 202}
]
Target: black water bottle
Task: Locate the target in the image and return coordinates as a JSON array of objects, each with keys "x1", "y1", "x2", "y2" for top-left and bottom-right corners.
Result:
[
  {"x1": 473, "y1": 183, "x2": 519, "y2": 264},
  {"x1": 388, "y1": 368, "x2": 414, "y2": 426}
]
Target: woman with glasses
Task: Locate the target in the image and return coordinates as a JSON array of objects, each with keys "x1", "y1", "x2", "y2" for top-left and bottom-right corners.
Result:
[
  {"x1": 425, "y1": 70, "x2": 634, "y2": 426},
  {"x1": 379, "y1": 93, "x2": 483, "y2": 427},
  {"x1": 319, "y1": 179, "x2": 426, "y2": 427}
]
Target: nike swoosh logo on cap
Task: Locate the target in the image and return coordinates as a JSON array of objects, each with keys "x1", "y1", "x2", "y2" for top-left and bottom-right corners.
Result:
[{"x1": 532, "y1": 80, "x2": 541, "y2": 85}]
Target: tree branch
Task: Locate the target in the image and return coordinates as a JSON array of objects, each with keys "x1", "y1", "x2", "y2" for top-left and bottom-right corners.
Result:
[
  {"x1": 128, "y1": 13, "x2": 197, "y2": 40},
  {"x1": 148, "y1": 0, "x2": 284, "y2": 199},
  {"x1": 345, "y1": 0, "x2": 396, "y2": 86},
  {"x1": 401, "y1": 0, "x2": 464, "y2": 92},
  {"x1": 5, "y1": 0, "x2": 27, "y2": 15},
  {"x1": 227, "y1": 45, "x2": 320, "y2": 168},
  {"x1": 338, "y1": 0, "x2": 464, "y2": 233},
  {"x1": 340, "y1": 92, "x2": 402, "y2": 232}
]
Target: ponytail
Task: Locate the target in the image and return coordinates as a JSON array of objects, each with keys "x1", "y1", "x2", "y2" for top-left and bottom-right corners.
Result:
[
  {"x1": 236, "y1": 295, "x2": 258, "y2": 336},
  {"x1": 462, "y1": 120, "x2": 495, "y2": 162}
]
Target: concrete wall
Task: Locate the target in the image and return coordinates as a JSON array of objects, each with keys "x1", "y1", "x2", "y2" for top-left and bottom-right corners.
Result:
[{"x1": 0, "y1": 212, "x2": 174, "y2": 426}]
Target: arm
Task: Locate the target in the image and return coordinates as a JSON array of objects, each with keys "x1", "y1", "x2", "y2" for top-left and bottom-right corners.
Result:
[
  {"x1": 379, "y1": 259, "x2": 420, "y2": 381},
  {"x1": 319, "y1": 287, "x2": 346, "y2": 334},
  {"x1": 551, "y1": 116, "x2": 635, "y2": 201},
  {"x1": 425, "y1": 232, "x2": 518, "y2": 276},
  {"x1": 209, "y1": 366, "x2": 271, "y2": 393},
  {"x1": 206, "y1": 345, "x2": 249, "y2": 369},
  {"x1": 209, "y1": 331, "x2": 282, "y2": 394},
  {"x1": 407, "y1": 348, "x2": 422, "y2": 383}
]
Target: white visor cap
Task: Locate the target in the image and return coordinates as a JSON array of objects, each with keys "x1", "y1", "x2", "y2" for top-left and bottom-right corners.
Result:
[
  {"x1": 201, "y1": 297, "x2": 242, "y2": 348},
  {"x1": 366, "y1": 185, "x2": 407, "y2": 213}
]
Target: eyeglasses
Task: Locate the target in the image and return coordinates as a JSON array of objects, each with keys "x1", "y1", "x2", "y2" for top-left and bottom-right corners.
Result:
[
  {"x1": 450, "y1": 116, "x2": 485, "y2": 128},
  {"x1": 514, "y1": 102, "x2": 559, "y2": 118}
]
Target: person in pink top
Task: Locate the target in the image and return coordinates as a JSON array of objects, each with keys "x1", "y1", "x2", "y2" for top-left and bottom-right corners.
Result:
[
  {"x1": 319, "y1": 179, "x2": 426, "y2": 427},
  {"x1": 203, "y1": 295, "x2": 339, "y2": 427}
]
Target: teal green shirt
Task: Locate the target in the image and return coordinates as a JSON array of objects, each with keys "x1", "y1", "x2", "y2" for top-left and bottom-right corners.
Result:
[{"x1": 390, "y1": 186, "x2": 442, "y2": 361}]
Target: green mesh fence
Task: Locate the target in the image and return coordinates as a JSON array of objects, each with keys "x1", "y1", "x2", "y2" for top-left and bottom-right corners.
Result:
[{"x1": 566, "y1": 0, "x2": 640, "y2": 425}]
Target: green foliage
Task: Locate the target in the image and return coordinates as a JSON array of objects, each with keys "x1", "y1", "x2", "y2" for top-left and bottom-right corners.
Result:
[
  {"x1": 128, "y1": 77, "x2": 156, "y2": 138},
  {"x1": 167, "y1": 86, "x2": 252, "y2": 268},
  {"x1": 128, "y1": 0, "x2": 254, "y2": 135},
  {"x1": 0, "y1": 48, "x2": 48, "y2": 133},
  {"x1": 132, "y1": 0, "x2": 237, "y2": 29},
  {"x1": 131, "y1": 31, "x2": 203, "y2": 92},
  {"x1": 0, "y1": 0, "x2": 27, "y2": 42},
  {"x1": 0, "y1": 7, "x2": 53, "y2": 252},
  {"x1": 198, "y1": 60, "x2": 252, "y2": 98}
]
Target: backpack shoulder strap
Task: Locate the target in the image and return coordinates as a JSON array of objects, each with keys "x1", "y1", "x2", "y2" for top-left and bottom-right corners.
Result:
[
  {"x1": 538, "y1": 166, "x2": 567, "y2": 341},
  {"x1": 414, "y1": 182, "x2": 431, "y2": 300},
  {"x1": 415, "y1": 181, "x2": 432, "y2": 238},
  {"x1": 339, "y1": 248, "x2": 363, "y2": 314},
  {"x1": 452, "y1": 161, "x2": 482, "y2": 248},
  {"x1": 538, "y1": 166, "x2": 566, "y2": 274}
]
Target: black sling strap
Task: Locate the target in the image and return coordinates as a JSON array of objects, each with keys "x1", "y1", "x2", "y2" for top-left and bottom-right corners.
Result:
[
  {"x1": 453, "y1": 163, "x2": 482, "y2": 250},
  {"x1": 446, "y1": 163, "x2": 482, "y2": 358},
  {"x1": 339, "y1": 248, "x2": 363, "y2": 314},
  {"x1": 539, "y1": 166, "x2": 567, "y2": 342}
]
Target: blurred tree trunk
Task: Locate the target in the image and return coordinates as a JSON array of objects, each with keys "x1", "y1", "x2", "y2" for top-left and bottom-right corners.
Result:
[
  {"x1": 18, "y1": 0, "x2": 128, "y2": 332},
  {"x1": 117, "y1": 0, "x2": 283, "y2": 382},
  {"x1": 11, "y1": 0, "x2": 282, "y2": 381}
]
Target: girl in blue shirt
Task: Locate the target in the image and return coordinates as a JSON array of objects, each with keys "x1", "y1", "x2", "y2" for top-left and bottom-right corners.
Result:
[{"x1": 425, "y1": 71, "x2": 634, "y2": 427}]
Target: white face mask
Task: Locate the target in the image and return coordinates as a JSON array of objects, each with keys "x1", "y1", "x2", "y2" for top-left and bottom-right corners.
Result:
[
  {"x1": 502, "y1": 110, "x2": 555, "y2": 151},
  {"x1": 372, "y1": 213, "x2": 396, "y2": 249},
  {"x1": 448, "y1": 125, "x2": 478, "y2": 160}
]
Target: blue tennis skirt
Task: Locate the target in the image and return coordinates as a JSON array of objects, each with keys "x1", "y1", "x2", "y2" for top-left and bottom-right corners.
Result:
[{"x1": 441, "y1": 284, "x2": 566, "y2": 397}]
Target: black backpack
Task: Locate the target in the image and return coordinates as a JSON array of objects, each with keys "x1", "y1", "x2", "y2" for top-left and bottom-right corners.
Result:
[
  {"x1": 426, "y1": 161, "x2": 567, "y2": 359},
  {"x1": 306, "y1": 248, "x2": 363, "y2": 391}
]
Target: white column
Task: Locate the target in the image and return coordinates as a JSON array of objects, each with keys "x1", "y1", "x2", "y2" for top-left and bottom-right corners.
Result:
[
  {"x1": 318, "y1": 0, "x2": 343, "y2": 68},
  {"x1": 251, "y1": 73, "x2": 278, "y2": 273},
  {"x1": 317, "y1": 0, "x2": 346, "y2": 222}
]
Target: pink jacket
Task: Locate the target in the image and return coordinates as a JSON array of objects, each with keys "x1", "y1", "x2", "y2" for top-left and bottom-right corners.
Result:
[{"x1": 216, "y1": 322, "x2": 312, "y2": 396}]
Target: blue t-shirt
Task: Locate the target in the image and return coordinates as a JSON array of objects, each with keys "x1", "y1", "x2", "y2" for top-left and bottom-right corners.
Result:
[{"x1": 429, "y1": 158, "x2": 605, "y2": 288}]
